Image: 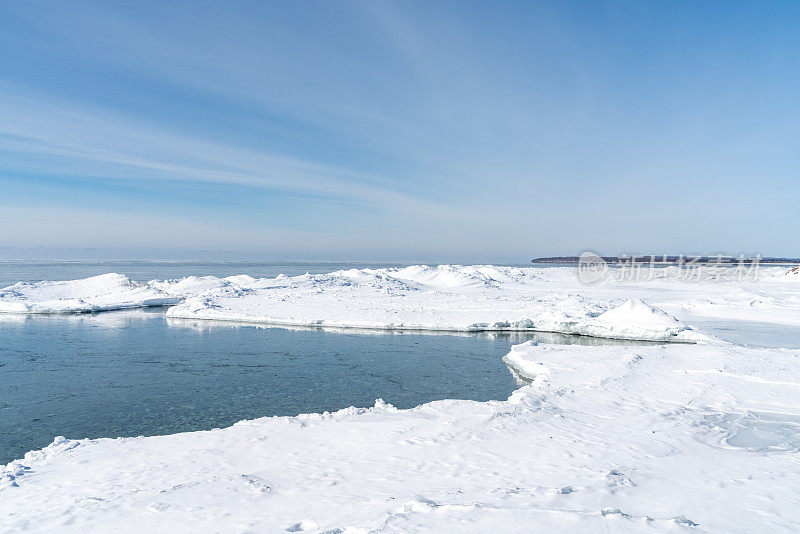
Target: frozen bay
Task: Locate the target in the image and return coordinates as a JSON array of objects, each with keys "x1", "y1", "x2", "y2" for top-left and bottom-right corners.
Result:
[{"x1": 2, "y1": 262, "x2": 800, "y2": 532}]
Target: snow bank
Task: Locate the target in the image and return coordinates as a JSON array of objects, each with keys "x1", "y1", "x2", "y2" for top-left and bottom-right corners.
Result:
[
  {"x1": 164, "y1": 266, "x2": 706, "y2": 342},
  {"x1": 574, "y1": 299, "x2": 703, "y2": 342},
  {"x1": 4, "y1": 263, "x2": 800, "y2": 334},
  {"x1": 4, "y1": 341, "x2": 800, "y2": 532},
  {"x1": 502, "y1": 340, "x2": 646, "y2": 387},
  {"x1": 148, "y1": 275, "x2": 258, "y2": 298},
  {"x1": 0, "y1": 273, "x2": 178, "y2": 314}
]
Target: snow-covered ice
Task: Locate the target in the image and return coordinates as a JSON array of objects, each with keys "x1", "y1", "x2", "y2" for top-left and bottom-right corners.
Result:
[
  {"x1": 0, "y1": 273, "x2": 179, "y2": 314},
  {"x1": 2, "y1": 264, "x2": 800, "y2": 532},
  {"x1": 3, "y1": 341, "x2": 800, "y2": 532},
  {"x1": 4, "y1": 264, "x2": 799, "y2": 338},
  {"x1": 160, "y1": 264, "x2": 800, "y2": 338},
  {"x1": 162, "y1": 265, "x2": 716, "y2": 342}
]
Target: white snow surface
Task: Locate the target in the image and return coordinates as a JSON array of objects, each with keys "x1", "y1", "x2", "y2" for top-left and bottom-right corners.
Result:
[
  {"x1": 4, "y1": 264, "x2": 800, "y2": 337},
  {"x1": 0, "y1": 273, "x2": 178, "y2": 314},
  {"x1": 3, "y1": 264, "x2": 800, "y2": 532},
  {"x1": 3, "y1": 341, "x2": 800, "y2": 532},
  {"x1": 161, "y1": 265, "x2": 714, "y2": 342},
  {"x1": 159, "y1": 264, "x2": 800, "y2": 337}
]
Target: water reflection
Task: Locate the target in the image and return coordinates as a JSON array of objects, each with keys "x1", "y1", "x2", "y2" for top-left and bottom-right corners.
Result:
[
  {"x1": 164, "y1": 315, "x2": 661, "y2": 346},
  {"x1": 0, "y1": 307, "x2": 166, "y2": 328},
  {"x1": 4, "y1": 307, "x2": 671, "y2": 346}
]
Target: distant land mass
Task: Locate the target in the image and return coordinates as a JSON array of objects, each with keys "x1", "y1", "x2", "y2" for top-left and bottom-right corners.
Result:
[{"x1": 532, "y1": 256, "x2": 800, "y2": 265}]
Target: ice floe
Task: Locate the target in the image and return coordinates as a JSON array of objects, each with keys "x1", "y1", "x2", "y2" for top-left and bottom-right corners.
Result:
[
  {"x1": 157, "y1": 264, "x2": 800, "y2": 335},
  {"x1": 0, "y1": 273, "x2": 178, "y2": 314},
  {"x1": 6, "y1": 264, "x2": 800, "y2": 341},
  {"x1": 163, "y1": 266, "x2": 709, "y2": 342}
]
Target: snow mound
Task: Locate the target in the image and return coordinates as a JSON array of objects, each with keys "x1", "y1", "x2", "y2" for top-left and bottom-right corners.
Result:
[
  {"x1": 0, "y1": 273, "x2": 179, "y2": 314},
  {"x1": 392, "y1": 264, "x2": 503, "y2": 288},
  {"x1": 572, "y1": 299, "x2": 705, "y2": 342},
  {"x1": 149, "y1": 275, "x2": 259, "y2": 298},
  {"x1": 148, "y1": 275, "x2": 231, "y2": 297},
  {"x1": 1, "y1": 436, "x2": 79, "y2": 489}
]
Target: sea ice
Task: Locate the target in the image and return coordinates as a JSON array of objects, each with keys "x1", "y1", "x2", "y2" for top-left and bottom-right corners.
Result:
[
  {"x1": 163, "y1": 266, "x2": 709, "y2": 342},
  {"x1": 0, "y1": 273, "x2": 178, "y2": 314},
  {"x1": 5, "y1": 265, "x2": 800, "y2": 335},
  {"x1": 3, "y1": 265, "x2": 800, "y2": 531}
]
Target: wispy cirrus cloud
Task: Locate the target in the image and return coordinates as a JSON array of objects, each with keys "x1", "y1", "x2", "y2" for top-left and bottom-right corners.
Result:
[
  {"x1": 1, "y1": 1, "x2": 799, "y2": 258},
  {"x1": 0, "y1": 88, "x2": 432, "y2": 211}
]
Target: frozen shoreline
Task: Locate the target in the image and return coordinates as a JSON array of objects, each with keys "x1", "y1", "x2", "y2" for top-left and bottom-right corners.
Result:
[
  {"x1": 3, "y1": 265, "x2": 800, "y2": 532},
  {"x1": 3, "y1": 341, "x2": 800, "y2": 532},
  {"x1": 10, "y1": 264, "x2": 800, "y2": 340},
  {"x1": 0, "y1": 273, "x2": 179, "y2": 314}
]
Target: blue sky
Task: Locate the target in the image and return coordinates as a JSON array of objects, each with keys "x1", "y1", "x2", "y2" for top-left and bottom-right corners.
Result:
[{"x1": 1, "y1": 1, "x2": 799, "y2": 261}]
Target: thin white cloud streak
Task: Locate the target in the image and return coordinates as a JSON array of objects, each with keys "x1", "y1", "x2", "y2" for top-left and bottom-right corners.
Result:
[
  {"x1": 0, "y1": 87, "x2": 459, "y2": 216},
  {"x1": 1, "y1": 2, "x2": 556, "y2": 193},
  {"x1": 0, "y1": 85, "x2": 505, "y2": 257},
  {"x1": 2, "y1": 2, "x2": 799, "y2": 257},
  {"x1": 2, "y1": 2, "x2": 618, "y2": 218}
]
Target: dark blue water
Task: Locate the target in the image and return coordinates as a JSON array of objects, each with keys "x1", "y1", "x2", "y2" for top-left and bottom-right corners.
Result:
[{"x1": 0, "y1": 308, "x2": 638, "y2": 465}]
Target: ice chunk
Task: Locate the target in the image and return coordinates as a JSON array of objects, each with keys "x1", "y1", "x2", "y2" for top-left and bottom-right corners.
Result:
[{"x1": 571, "y1": 299, "x2": 706, "y2": 342}]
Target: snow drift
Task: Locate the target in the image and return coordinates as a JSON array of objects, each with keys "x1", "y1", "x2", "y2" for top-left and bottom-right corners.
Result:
[{"x1": 0, "y1": 273, "x2": 178, "y2": 314}]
